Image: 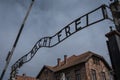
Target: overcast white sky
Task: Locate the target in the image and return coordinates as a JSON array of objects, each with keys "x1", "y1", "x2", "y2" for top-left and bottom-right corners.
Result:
[{"x1": 0, "y1": 0, "x2": 116, "y2": 79}]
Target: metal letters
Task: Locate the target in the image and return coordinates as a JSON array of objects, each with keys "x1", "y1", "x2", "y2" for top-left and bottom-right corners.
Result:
[{"x1": 10, "y1": 4, "x2": 113, "y2": 78}]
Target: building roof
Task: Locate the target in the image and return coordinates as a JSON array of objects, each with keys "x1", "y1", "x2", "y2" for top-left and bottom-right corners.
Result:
[
  {"x1": 16, "y1": 74, "x2": 36, "y2": 80},
  {"x1": 36, "y1": 51, "x2": 111, "y2": 78}
]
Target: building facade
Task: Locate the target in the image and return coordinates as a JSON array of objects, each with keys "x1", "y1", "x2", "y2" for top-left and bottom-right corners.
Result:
[{"x1": 36, "y1": 51, "x2": 112, "y2": 80}]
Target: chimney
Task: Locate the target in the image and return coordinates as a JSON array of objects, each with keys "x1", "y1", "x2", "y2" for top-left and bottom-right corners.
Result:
[
  {"x1": 22, "y1": 73, "x2": 26, "y2": 76},
  {"x1": 64, "y1": 55, "x2": 67, "y2": 64},
  {"x1": 57, "y1": 58, "x2": 61, "y2": 66}
]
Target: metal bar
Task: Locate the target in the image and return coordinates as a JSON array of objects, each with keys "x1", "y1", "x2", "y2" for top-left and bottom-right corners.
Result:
[{"x1": 0, "y1": 0, "x2": 35, "y2": 80}]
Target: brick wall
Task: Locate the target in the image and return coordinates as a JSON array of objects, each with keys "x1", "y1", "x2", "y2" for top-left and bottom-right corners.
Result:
[
  {"x1": 85, "y1": 56, "x2": 111, "y2": 80},
  {"x1": 38, "y1": 68, "x2": 55, "y2": 80},
  {"x1": 55, "y1": 63, "x2": 86, "y2": 80}
]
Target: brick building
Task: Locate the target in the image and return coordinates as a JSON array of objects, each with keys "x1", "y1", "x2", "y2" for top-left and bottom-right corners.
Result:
[
  {"x1": 36, "y1": 51, "x2": 112, "y2": 80},
  {"x1": 16, "y1": 74, "x2": 36, "y2": 80}
]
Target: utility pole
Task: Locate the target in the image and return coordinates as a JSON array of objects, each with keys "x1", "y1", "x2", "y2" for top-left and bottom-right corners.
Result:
[{"x1": 0, "y1": 0, "x2": 35, "y2": 80}]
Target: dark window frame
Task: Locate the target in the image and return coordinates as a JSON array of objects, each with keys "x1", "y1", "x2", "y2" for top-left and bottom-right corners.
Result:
[
  {"x1": 101, "y1": 72, "x2": 106, "y2": 80},
  {"x1": 65, "y1": 72, "x2": 71, "y2": 80},
  {"x1": 91, "y1": 69, "x2": 97, "y2": 80},
  {"x1": 75, "y1": 70, "x2": 81, "y2": 80},
  {"x1": 93, "y1": 57, "x2": 100, "y2": 65},
  {"x1": 44, "y1": 69, "x2": 48, "y2": 76},
  {"x1": 55, "y1": 73, "x2": 60, "y2": 80}
]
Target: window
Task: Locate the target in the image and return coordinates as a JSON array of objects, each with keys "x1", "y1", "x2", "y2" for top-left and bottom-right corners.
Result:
[
  {"x1": 66, "y1": 76, "x2": 70, "y2": 80},
  {"x1": 44, "y1": 69, "x2": 48, "y2": 76},
  {"x1": 101, "y1": 72, "x2": 106, "y2": 80},
  {"x1": 93, "y1": 57, "x2": 100, "y2": 65},
  {"x1": 56, "y1": 73, "x2": 60, "y2": 80},
  {"x1": 56, "y1": 77, "x2": 59, "y2": 80},
  {"x1": 44, "y1": 69, "x2": 49, "y2": 80},
  {"x1": 91, "y1": 69, "x2": 97, "y2": 80},
  {"x1": 65, "y1": 72, "x2": 71, "y2": 80},
  {"x1": 75, "y1": 70, "x2": 81, "y2": 80}
]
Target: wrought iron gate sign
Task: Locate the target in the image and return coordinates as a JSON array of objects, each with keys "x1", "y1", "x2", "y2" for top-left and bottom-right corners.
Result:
[{"x1": 11, "y1": 4, "x2": 113, "y2": 78}]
